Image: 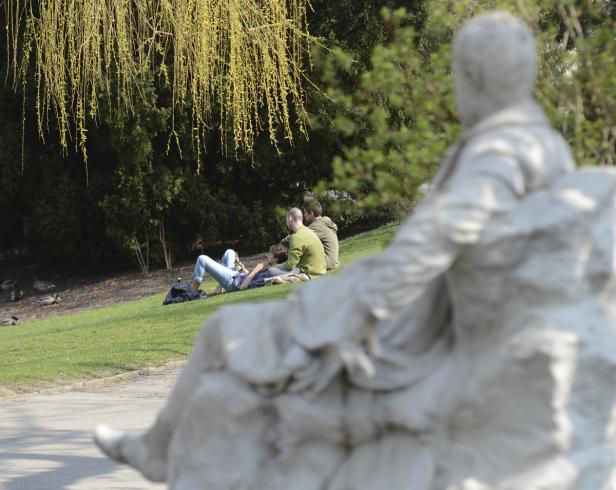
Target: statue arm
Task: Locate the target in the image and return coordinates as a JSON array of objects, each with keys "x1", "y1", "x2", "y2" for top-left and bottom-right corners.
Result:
[
  {"x1": 364, "y1": 150, "x2": 525, "y2": 320},
  {"x1": 293, "y1": 151, "x2": 526, "y2": 355}
]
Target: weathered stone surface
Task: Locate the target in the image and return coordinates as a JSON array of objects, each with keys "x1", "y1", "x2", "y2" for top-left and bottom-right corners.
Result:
[{"x1": 95, "y1": 11, "x2": 616, "y2": 489}]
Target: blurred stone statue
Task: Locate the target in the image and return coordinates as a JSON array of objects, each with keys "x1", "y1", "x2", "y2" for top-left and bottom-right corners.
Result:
[{"x1": 95, "y1": 11, "x2": 616, "y2": 489}]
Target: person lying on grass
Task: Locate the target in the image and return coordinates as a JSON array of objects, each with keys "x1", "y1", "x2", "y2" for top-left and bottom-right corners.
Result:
[
  {"x1": 191, "y1": 244, "x2": 288, "y2": 294},
  {"x1": 210, "y1": 249, "x2": 250, "y2": 294},
  {"x1": 221, "y1": 248, "x2": 249, "y2": 273}
]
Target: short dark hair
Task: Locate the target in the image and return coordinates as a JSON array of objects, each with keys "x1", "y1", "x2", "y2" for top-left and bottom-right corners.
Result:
[
  {"x1": 303, "y1": 199, "x2": 322, "y2": 217},
  {"x1": 268, "y1": 243, "x2": 288, "y2": 264}
]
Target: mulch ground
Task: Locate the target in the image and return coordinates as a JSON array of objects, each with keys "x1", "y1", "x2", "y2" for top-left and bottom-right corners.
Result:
[{"x1": 0, "y1": 252, "x2": 265, "y2": 324}]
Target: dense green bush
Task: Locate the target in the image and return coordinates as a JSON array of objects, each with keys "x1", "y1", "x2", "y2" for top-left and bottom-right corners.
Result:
[
  {"x1": 314, "y1": 7, "x2": 455, "y2": 217},
  {"x1": 315, "y1": 1, "x2": 616, "y2": 216}
]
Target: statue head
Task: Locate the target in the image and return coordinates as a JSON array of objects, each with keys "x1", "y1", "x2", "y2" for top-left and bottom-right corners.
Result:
[{"x1": 453, "y1": 11, "x2": 536, "y2": 127}]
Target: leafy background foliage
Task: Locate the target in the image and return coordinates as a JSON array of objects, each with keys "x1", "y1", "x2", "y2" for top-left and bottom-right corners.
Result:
[
  {"x1": 317, "y1": 0, "x2": 615, "y2": 217},
  {"x1": 0, "y1": 0, "x2": 614, "y2": 272}
]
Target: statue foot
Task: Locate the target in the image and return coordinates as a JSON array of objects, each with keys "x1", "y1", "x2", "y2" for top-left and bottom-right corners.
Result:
[
  {"x1": 94, "y1": 424, "x2": 167, "y2": 482},
  {"x1": 94, "y1": 424, "x2": 128, "y2": 462}
]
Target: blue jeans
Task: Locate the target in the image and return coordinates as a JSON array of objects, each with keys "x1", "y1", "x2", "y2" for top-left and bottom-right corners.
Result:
[
  {"x1": 192, "y1": 255, "x2": 238, "y2": 290},
  {"x1": 221, "y1": 249, "x2": 236, "y2": 269}
]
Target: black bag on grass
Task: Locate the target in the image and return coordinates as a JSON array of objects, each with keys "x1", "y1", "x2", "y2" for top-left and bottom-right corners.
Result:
[{"x1": 163, "y1": 282, "x2": 207, "y2": 305}]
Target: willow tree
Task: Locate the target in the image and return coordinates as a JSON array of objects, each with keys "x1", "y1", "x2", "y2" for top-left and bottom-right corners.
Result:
[{"x1": 5, "y1": 0, "x2": 313, "y2": 169}]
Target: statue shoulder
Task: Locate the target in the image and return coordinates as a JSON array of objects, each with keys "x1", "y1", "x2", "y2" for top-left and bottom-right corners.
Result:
[{"x1": 455, "y1": 123, "x2": 574, "y2": 193}]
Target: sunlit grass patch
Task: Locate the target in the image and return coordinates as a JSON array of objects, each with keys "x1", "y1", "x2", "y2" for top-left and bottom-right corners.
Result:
[{"x1": 0, "y1": 223, "x2": 397, "y2": 389}]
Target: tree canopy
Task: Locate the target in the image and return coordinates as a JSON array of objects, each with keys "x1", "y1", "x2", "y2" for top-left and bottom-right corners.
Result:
[
  {"x1": 5, "y1": 0, "x2": 312, "y2": 166},
  {"x1": 1, "y1": 0, "x2": 614, "y2": 274}
]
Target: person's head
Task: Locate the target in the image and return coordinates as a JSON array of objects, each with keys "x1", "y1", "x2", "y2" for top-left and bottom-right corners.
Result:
[
  {"x1": 303, "y1": 199, "x2": 322, "y2": 224},
  {"x1": 266, "y1": 243, "x2": 289, "y2": 266},
  {"x1": 286, "y1": 207, "x2": 303, "y2": 232},
  {"x1": 453, "y1": 11, "x2": 536, "y2": 127}
]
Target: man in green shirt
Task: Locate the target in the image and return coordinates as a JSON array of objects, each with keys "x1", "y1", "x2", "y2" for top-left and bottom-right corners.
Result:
[
  {"x1": 303, "y1": 199, "x2": 340, "y2": 270},
  {"x1": 267, "y1": 208, "x2": 327, "y2": 278}
]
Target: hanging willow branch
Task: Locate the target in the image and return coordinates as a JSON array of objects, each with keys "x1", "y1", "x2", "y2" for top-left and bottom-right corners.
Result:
[{"x1": 5, "y1": 0, "x2": 313, "y2": 168}]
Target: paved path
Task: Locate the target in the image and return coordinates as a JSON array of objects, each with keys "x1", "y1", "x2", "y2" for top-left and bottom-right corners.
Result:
[{"x1": 0, "y1": 369, "x2": 180, "y2": 490}]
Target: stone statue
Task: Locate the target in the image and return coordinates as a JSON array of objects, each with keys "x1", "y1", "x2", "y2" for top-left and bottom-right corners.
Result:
[{"x1": 94, "y1": 12, "x2": 616, "y2": 489}]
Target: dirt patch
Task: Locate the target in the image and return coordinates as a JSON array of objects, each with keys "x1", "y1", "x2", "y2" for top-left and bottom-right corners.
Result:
[{"x1": 0, "y1": 253, "x2": 265, "y2": 324}]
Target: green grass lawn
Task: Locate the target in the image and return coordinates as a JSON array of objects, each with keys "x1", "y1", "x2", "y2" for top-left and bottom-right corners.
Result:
[{"x1": 0, "y1": 223, "x2": 397, "y2": 389}]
